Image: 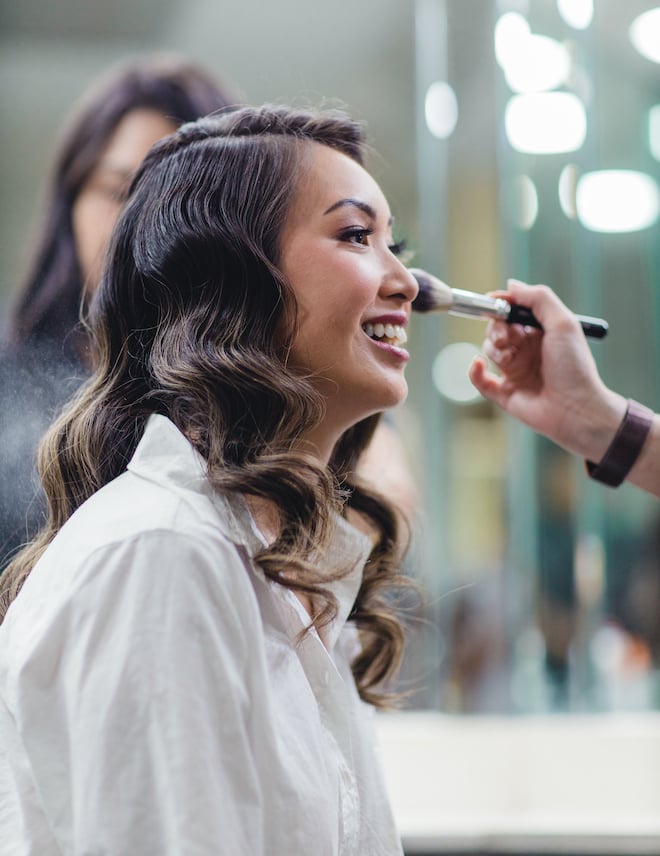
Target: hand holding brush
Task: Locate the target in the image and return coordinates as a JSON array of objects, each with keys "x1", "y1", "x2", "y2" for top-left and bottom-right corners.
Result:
[{"x1": 409, "y1": 268, "x2": 608, "y2": 339}]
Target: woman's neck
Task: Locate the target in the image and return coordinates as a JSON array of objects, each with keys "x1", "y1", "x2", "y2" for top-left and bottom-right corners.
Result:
[{"x1": 294, "y1": 418, "x2": 348, "y2": 466}]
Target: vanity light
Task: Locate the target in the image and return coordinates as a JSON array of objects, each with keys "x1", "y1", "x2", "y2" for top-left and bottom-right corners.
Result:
[
  {"x1": 556, "y1": 0, "x2": 593, "y2": 30},
  {"x1": 505, "y1": 92, "x2": 586, "y2": 154},
  {"x1": 424, "y1": 81, "x2": 459, "y2": 139},
  {"x1": 630, "y1": 7, "x2": 660, "y2": 64},
  {"x1": 496, "y1": 13, "x2": 570, "y2": 93},
  {"x1": 576, "y1": 169, "x2": 660, "y2": 232}
]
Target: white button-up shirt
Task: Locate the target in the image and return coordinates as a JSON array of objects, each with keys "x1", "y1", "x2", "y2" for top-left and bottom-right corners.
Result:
[{"x1": 0, "y1": 415, "x2": 403, "y2": 855}]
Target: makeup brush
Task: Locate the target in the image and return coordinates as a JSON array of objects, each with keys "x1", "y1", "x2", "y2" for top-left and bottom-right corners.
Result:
[{"x1": 409, "y1": 268, "x2": 609, "y2": 340}]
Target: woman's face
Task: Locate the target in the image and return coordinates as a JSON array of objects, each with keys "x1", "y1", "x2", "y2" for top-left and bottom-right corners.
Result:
[
  {"x1": 279, "y1": 142, "x2": 418, "y2": 450},
  {"x1": 72, "y1": 108, "x2": 177, "y2": 292}
]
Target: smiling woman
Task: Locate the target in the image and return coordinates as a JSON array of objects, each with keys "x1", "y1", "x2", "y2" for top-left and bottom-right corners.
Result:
[
  {"x1": 280, "y1": 142, "x2": 417, "y2": 457},
  {"x1": 0, "y1": 105, "x2": 418, "y2": 856}
]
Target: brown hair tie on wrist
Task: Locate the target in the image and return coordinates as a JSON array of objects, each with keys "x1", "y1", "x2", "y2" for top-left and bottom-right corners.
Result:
[{"x1": 585, "y1": 399, "x2": 654, "y2": 487}]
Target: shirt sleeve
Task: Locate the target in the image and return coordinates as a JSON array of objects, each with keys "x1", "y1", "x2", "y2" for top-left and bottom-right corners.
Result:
[{"x1": 11, "y1": 528, "x2": 267, "y2": 856}]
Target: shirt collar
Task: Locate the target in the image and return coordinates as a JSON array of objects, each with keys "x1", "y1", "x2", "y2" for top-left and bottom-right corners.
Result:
[{"x1": 128, "y1": 414, "x2": 372, "y2": 646}]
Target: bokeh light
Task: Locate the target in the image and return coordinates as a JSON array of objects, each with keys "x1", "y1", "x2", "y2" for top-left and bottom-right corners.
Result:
[
  {"x1": 630, "y1": 7, "x2": 660, "y2": 64},
  {"x1": 432, "y1": 342, "x2": 482, "y2": 404},
  {"x1": 649, "y1": 104, "x2": 660, "y2": 161},
  {"x1": 558, "y1": 164, "x2": 579, "y2": 219},
  {"x1": 495, "y1": 13, "x2": 570, "y2": 93},
  {"x1": 505, "y1": 92, "x2": 586, "y2": 154},
  {"x1": 425, "y1": 81, "x2": 459, "y2": 139},
  {"x1": 515, "y1": 174, "x2": 539, "y2": 229},
  {"x1": 576, "y1": 170, "x2": 660, "y2": 232},
  {"x1": 556, "y1": 0, "x2": 593, "y2": 30}
]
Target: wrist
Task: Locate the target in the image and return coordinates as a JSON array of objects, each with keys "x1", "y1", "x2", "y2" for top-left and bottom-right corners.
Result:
[
  {"x1": 559, "y1": 389, "x2": 626, "y2": 460},
  {"x1": 585, "y1": 398, "x2": 654, "y2": 487}
]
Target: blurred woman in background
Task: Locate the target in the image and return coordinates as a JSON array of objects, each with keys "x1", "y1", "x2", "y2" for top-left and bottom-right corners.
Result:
[{"x1": 0, "y1": 54, "x2": 236, "y2": 566}]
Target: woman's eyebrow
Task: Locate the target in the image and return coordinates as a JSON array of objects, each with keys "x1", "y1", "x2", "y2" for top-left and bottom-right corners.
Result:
[
  {"x1": 323, "y1": 198, "x2": 376, "y2": 219},
  {"x1": 323, "y1": 197, "x2": 393, "y2": 227}
]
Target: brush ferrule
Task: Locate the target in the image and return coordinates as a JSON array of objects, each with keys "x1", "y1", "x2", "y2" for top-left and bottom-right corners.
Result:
[{"x1": 450, "y1": 289, "x2": 510, "y2": 321}]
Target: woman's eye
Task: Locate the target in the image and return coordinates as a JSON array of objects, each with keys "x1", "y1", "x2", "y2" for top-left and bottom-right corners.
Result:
[{"x1": 341, "y1": 227, "x2": 373, "y2": 246}]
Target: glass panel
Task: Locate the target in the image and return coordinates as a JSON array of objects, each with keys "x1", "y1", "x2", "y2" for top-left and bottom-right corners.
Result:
[{"x1": 407, "y1": 0, "x2": 660, "y2": 713}]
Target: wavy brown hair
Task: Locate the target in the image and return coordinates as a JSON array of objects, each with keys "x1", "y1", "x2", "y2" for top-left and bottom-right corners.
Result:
[{"x1": 0, "y1": 106, "x2": 411, "y2": 706}]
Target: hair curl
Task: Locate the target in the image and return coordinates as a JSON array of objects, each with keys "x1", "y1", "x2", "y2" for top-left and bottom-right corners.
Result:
[{"x1": 1, "y1": 105, "x2": 411, "y2": 706}]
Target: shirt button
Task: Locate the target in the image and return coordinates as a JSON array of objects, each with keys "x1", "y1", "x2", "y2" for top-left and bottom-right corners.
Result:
[{"x1": 322, "y1": 670, "x2": 330, "y2": 686}]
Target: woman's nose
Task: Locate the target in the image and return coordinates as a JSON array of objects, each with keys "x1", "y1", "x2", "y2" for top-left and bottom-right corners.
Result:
[{"x1": 382, "y1": 263, "x2": 419, "y2": 303}]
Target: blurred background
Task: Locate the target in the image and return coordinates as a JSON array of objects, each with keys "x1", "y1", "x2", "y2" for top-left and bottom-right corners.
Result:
[{"x1": 2, "y1": 0, "x2": 660, "y2": 849}]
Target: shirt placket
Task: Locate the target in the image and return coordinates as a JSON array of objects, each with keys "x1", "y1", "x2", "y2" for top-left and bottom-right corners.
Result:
[{"x1": 286, "y1": 598, "x2": 361, "y2": 856}]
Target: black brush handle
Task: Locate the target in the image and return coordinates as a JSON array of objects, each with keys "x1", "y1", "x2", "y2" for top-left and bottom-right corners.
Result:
[{"x1": 507, "y1": 304, "x2": 609, "y2": 340}]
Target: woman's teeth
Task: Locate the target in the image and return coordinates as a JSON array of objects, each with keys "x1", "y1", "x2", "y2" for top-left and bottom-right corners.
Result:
[{"x1": 362, "y1": 322, "x2": 408, "y2": 346}]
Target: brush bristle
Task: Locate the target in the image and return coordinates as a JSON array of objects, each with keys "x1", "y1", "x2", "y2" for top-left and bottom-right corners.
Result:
[{"x1": 409, "y1": 268, "x2": 453, "y2": 313}]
